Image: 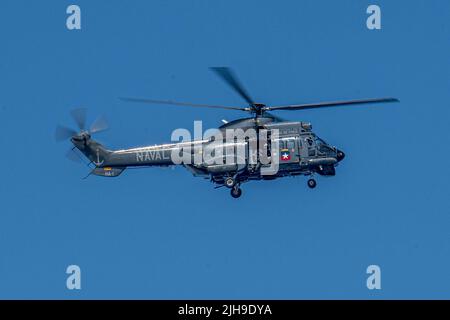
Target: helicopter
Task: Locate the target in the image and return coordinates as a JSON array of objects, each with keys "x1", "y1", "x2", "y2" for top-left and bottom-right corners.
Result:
[{"x1": 56, "y1": 67, "x2": 398, "y2": 198}]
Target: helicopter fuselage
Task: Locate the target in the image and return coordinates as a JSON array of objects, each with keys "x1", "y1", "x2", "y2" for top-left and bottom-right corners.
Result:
[
  {"x1": 59, "y1": 67, "x2": 395, "y2": 198},
  {"x1": 74, "y1": 117, "x2": 345, "y2": 192}
]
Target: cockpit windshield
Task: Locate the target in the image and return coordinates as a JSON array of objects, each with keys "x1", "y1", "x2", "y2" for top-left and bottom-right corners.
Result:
[
  {"x1": 314, "y1": 135, "x2": 333, "y2": 154},
  {"x1": 314, "y1": 135, "x2": 327, "y2": 146}
]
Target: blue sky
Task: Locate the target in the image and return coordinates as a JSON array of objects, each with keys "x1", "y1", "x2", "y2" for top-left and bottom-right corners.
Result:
[{"x1": 0, "y1": 0, "x2": 449, "y2": 299}]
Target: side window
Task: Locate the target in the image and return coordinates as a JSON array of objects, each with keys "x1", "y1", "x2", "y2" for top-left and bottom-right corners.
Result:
[
  {"x1": 303, "y1": 137, "x2": 309, "y2": 146},
  {"x1": 287, "y1": 139, "x2": 295, "y2": 150}
]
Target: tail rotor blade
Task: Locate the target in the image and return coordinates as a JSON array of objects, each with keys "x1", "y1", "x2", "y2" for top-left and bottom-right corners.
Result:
[
  {"x1": 90, "y1": 115, "x2": 109, "y2": 134},
  {"x1": 65, "y1": 148, "x2": 82, "y2": 163},
  {"x1": 71, "y1": 108, "x2": 87, "y2": 131},
  {"x1": 55, "y1": 125, "x2": 77, "y2": 142}
]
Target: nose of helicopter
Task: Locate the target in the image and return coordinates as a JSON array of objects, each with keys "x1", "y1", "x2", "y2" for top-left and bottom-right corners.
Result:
[{"x1": 336, "y1": 149, "x2": 345, "y2": 162}]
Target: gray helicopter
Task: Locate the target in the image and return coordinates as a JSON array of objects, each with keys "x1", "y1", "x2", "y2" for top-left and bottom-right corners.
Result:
[{"x1": 56, "y1": 67, "x2": 398, "y2": 198}]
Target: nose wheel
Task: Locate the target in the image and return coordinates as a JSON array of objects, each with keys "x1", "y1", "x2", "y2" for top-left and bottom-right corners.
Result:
[
  {"x1": 307, "y1": 178, "x2": 317, "y2": 189},
  {"x1": 230, "y1": 186, "x2": 242, "y2": 198}
]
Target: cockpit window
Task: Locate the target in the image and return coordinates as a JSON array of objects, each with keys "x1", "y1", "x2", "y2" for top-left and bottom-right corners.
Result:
[
  {"x1": 315, "y1": 137, "x2": 326, "y2": 146},
  {"x1": 314, "y1": 135, "x2": 332, "y2": 154}
]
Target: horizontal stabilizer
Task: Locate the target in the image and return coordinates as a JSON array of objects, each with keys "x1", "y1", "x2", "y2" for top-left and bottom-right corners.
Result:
[{"x1": 92, "y1": 167, "x2": 126, "y2": 177}]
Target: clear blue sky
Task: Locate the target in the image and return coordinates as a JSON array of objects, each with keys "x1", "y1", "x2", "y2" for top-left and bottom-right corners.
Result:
[{"x1": 0, "y1": 0, "x2": 449, "y2": 299}]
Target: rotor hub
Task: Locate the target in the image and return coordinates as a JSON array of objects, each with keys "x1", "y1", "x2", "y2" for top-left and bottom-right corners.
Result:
[
  {"x1": 251, "y1": 103, "x2": 267, "y2": 116},
  {"x1": 252, "y1": 103, "x2": 266, "y2": 108}
]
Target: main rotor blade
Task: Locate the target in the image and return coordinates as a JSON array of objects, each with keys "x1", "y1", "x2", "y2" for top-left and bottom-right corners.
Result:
[
  {"x1": 90, "y1": 115, "x2": 109, "y2": 134},
  {"x1": 55, "y1": 125, "x2": 77, "y2": 142},
  {"x1": 119, "y1": 97, "x2": 247, "y2": 111},
  {"x1": 70, "y1": 108, "x2": 87, "y2": 130},
  {"x1": 267, "y1": 98, "x2": 399, "y2": 111},
  {"x1": 210, "y1": 67, "x2": 254, "y2": 106}
]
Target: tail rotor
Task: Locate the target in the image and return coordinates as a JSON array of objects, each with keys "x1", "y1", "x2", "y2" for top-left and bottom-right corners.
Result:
[
  {"x1": 55, "y1": 125, "x2": 77, "y2": 142},
  {"x1": 55, "y1": 108, "x2": 109, "y2": 142},
  {"x1": 55, "y1": 108, "x2": 109, "y2": 163},
  {"x1": 70, "y1": 108, "x2": 87, "y2": 132}
]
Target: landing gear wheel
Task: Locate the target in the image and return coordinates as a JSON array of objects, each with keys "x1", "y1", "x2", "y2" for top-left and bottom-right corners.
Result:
[
  {"x1": 307, "y1": 178, "x2": 317, "y2": 189},
  {"x1": 230, "y1": 186, "x2": 242, "y2": 198},
  {"x1": 225, "y1": 177, "x2": 236, "y2": 188}
]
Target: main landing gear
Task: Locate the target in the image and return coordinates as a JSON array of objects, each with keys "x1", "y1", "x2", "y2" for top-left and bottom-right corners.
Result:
[
  {"x1": 224, "y1": 176, "x2": 242, "y2": 198},
  {"x1": 230, "y1": 185, "x2": 242, "y2": 198},
  {"x1": 225, "y1": 177, "x2": 236, "y2": 188}
]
